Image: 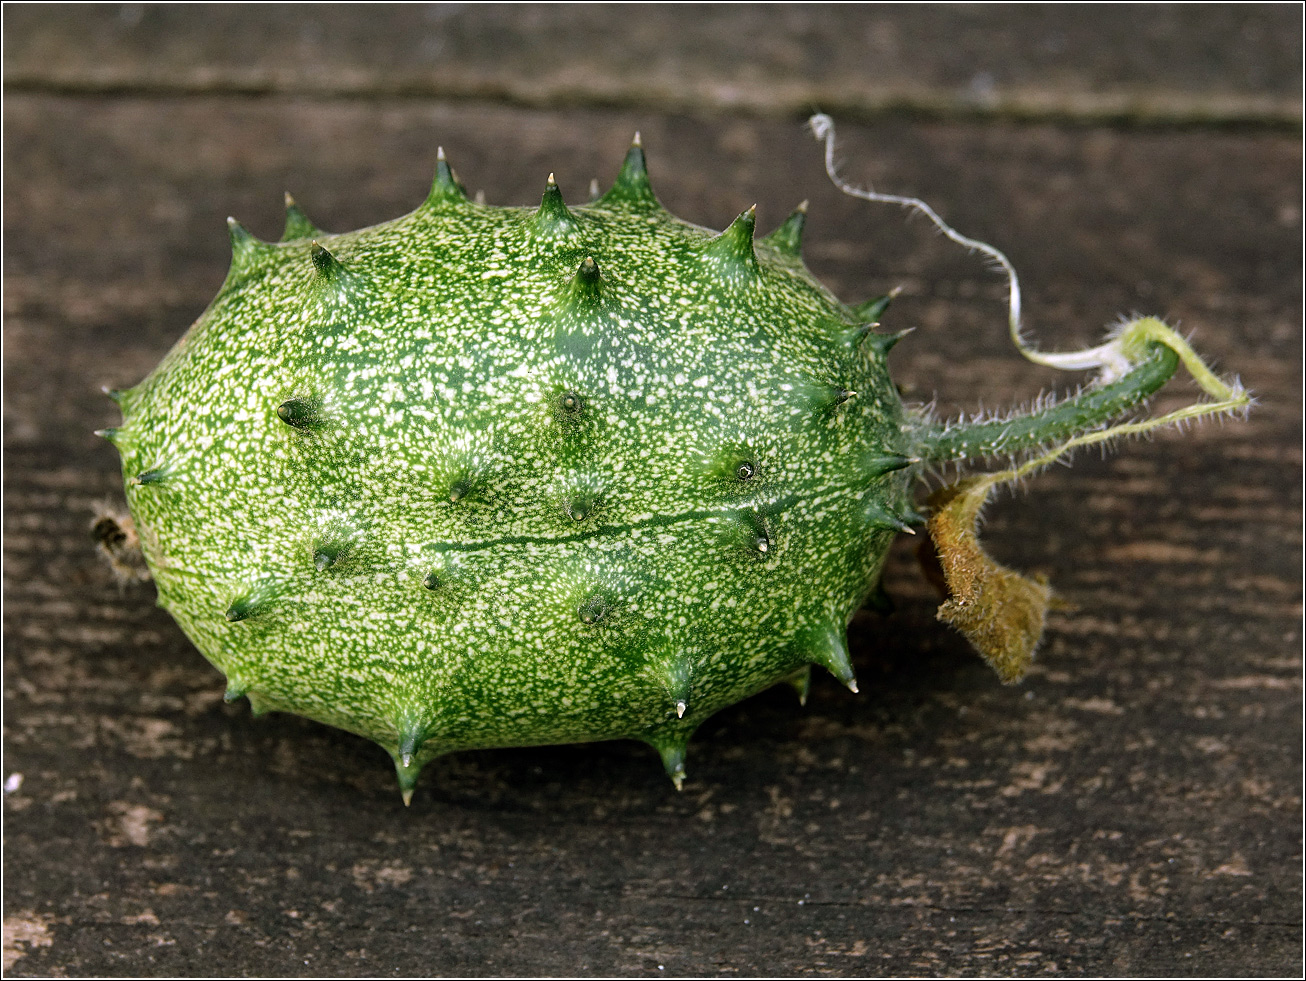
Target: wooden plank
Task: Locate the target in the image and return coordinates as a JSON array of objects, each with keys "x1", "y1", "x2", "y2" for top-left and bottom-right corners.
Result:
[
  {"x1": 3, "y1": 94, "x2": 1300, "y2": 976},
  {"x1": 3, "y1": 4, "x2": 1301, "y2": 126}
]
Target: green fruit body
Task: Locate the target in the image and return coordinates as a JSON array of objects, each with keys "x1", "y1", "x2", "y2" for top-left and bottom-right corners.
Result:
[
  {"x1": 106, "y1": 135, "x2": 1209, "y2": 799},
  {"x1": 105, "y1": 141, "x2": 919, "y2": 797}
]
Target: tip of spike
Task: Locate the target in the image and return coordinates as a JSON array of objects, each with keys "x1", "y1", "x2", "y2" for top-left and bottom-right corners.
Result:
[
  {"x1": 578, "y1": 255, "x2": 598, "y2": 279},
  {"x1": 534, "y1": 175, "x2": 575, "y2": 233},
  {"x1": 394, "y1": 753, "x2": 422, "y2": 805},
  {"x1": 704, "y1": 207, "x2": 760, "y2": 280},
  {"x1": 310, "y1": 241, "x2": 339, "y2": 277},
  {"x1": 427, "y1": 146, "x2": 468, "y2": 207},
  {"x1": 595, "y1": 135, "x2": 658, "y2": 211},
  {"x1": 563, "y1": 256, "x2": 603, "y2": 308},
  {"x1": 651, "y1": 737, "x2": 689, "y2": 791},
  {"x1": 281, "y1": 192, "x2": 324, "y2": 241},
  {"x1": 676, "y1": 700, "x2": 687, "y2": 719},
  {"x1": 803, "y1": 624, "x2": 857, "y2": 692},
  {"x1": 761, "y1": 201, "x2": 809, "y2": 257}
]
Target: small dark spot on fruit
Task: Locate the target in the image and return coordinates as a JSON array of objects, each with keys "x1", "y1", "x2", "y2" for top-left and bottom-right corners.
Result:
[
  {"x1": 736, "y1": 461, "x2": 756, "y2": 482},
  {"x1": 578, "y1": 595, "x2": 609, "y2": 624},
  {"x1": 225, "y1": 598, "x2": 255, "y2": 622},
  {"x1": 422, "y1": 572, "x2": 441, "y2": 590},
  {"x1": 277, "y1": 398, "x2": 319, "y2": 429}
]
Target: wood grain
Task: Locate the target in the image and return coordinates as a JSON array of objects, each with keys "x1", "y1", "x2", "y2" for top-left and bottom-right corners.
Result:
[{"x1": 3, "y1": 8, "x2": 1301, "y2": 976}]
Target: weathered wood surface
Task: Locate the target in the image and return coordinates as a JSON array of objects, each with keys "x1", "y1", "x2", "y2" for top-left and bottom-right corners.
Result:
[
  {"x1": 3, "y1": 6, "x2": 1301, "y2": 977},
  {"x1": 5, "y1": 3, "x2": 1300, "y2": 126}
]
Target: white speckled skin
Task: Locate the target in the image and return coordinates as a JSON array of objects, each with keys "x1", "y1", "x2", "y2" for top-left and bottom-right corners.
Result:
[{"x1": 106, "y1": 142, "x2": 921, "y2": 795}]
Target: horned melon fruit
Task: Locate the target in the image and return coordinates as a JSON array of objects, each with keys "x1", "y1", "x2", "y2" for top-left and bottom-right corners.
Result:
[{"x1": 99, "y1": 123, "x2": 1247, "y2": 802}]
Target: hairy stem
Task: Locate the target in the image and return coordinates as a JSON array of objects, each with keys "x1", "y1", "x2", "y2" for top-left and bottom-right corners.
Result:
[{"x1": 917, "y1": 343, "x2": 1179, "y2": 464}]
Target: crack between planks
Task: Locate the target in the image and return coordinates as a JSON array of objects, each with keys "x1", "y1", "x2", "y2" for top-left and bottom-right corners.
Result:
[{"x1": 4, "y1": 74, "x2": 1300, "y2": 133}]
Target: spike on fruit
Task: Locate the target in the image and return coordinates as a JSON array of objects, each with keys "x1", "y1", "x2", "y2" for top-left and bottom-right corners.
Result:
[
  {"x1": 863, "y1": 454, "x2": 915, "y2": 478},
  {"x1": 849, "y1": 287, "x2": 901, "y2": 325},
  {"x1": 281, "y1": 193, "x2": 324, "y2": 241},
  {"x1": 857, "y1": 326, "x2": 914, "y2": 357},
  {"x1": 864, "y1": 499, "x2": 915, "y2": 534},
  {"x1": 647, "y1": 733, "x2": 690, "y2": 791},
  {"x1": 760, "y1": 200, "x2": 807, "y2": 258},
  {"x1": 703, "y1": 206, "x2": 760, "y2": 282},
  {"x1": 802, "y1": 624, "x2": 857, "y2": 692},
  {"x1": 225, "y1": 596, "x2": 259, "y2": 622},
  {"x1": 310, "y1": 241, "x2": 343, "y2": 279},
  {"x1": 595, "y1": 135, "x2": 659, "y2": 211},
  {"x1": 394, "y1": 755, "x2": 422, "y2": 806},
  {"x1": 131, "y1": 467, "x2": 167, "y2": 486},
  {"x1": 397, "y1": 720, "x2": 427, "y2": 769},
  {"x1": 276, "y1": 397, "x2": 322, "y2": 430},
  {"x1": 426, "y1": 146, "x2": 469, "y2": 207},
  {"x1": 226, "y1": 216, "x2": 259, "y2": 256},
  {"x1": 780, "y1": 664, "x2": 812, "y2": 706},
  {"x1": 221, "y1": 217, "x2": 270, "y2": 288},
  {"x1": 650, "y1": 649, "x2": 693, "y2": 719},
  {"x1": 562, "y1": 255, "x2": 603, "y2": 309},
  {"x1": 533, "y1": 173, "x2": 576, "y2": 235}
]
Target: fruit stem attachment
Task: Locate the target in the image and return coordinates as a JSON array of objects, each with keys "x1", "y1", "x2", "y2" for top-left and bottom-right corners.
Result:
[
  {"x1": 915, "y1": 317, "x2": 1250, "y2": 465},
  {"x1": 807, "y1": 113, "x2": 1251, "y2": 464}
]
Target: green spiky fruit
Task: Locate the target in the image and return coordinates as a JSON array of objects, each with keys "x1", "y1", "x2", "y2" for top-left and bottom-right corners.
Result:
[{"x1": 102, "y1": 133, "x2": 1210, "y2": 802}]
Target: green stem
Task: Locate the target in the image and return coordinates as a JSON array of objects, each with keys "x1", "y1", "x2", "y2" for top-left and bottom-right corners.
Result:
[{"x1": 917, "y1": 343, "x2": 1180, "y2": 464}]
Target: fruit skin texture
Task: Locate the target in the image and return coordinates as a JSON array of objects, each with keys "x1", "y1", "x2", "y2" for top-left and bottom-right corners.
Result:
[{"x1": 104, "y1": 141, "x2": 922, "y2": 797}]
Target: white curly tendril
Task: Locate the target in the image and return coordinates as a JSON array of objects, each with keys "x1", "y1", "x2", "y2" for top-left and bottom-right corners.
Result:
[{"x1": 807, "y1": 112, "x2": 1133, "y2": 379}]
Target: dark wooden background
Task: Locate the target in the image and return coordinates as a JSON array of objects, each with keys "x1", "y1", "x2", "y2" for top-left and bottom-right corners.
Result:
[{"x1": 4, "y1": 5, "x2": 1301, "y2": 976}]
